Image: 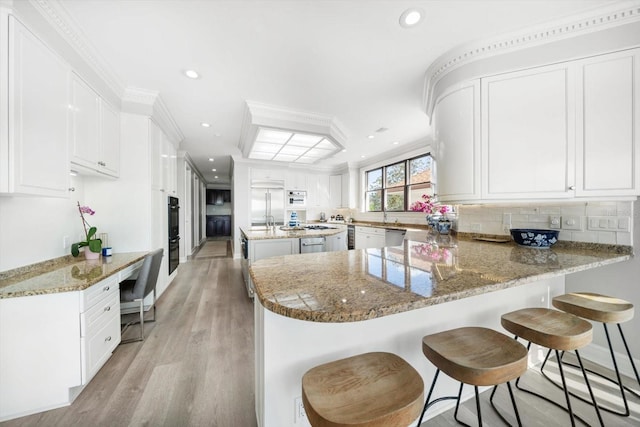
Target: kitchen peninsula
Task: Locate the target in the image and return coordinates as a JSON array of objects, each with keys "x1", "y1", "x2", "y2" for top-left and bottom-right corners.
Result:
[
  {"x1": 0, "y1": 252, "x2": 148, "y2": 421},
  {"x1": 250, "y1": 236, "x2": 631, "y2": 426}
]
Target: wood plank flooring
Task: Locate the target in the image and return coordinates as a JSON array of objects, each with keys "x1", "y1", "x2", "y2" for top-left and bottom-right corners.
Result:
[{"x1": 3, "y1": 243, "x2": 639, "y2": 426}]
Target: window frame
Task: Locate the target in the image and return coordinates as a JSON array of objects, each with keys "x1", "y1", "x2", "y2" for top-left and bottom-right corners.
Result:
[{"x1": 364, "y1": 153, "x2": 434, "y2": 213}]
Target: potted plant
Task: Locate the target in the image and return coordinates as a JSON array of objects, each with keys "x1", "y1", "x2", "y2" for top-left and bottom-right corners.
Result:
[
  {"x1": 71, "y1": 202, "x2": 102, "y2": 259},
  {"x1": 409, "y1": 194, "x2": 452, "y2": 233}
]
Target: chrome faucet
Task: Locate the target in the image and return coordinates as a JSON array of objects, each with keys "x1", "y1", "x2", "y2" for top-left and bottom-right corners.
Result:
[{"x1": 266, "y1": 215, "x2": 275, "y2": 229}]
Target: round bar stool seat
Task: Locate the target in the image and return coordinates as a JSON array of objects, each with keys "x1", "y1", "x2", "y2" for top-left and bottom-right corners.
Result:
[
  {"x1": 501, "y1": 307, "x2": 603, "y2": 427},
  {"x1": 418, "y1": 327, "x2": 528, "y2": 426},
  {"x1": 301, "y1": 352, "x2": 424, "y2": 427},
  {"x1": 553, "y1": 292, "x2": 634, "y2": 324},
  {"x1": 551, "y1": 292, "x2": 639, "y2": 416}
]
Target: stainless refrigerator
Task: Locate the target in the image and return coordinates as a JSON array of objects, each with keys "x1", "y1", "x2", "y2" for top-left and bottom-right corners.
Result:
[{"x1": 251, "y1": 180, "x2": 285, "y2": 226}]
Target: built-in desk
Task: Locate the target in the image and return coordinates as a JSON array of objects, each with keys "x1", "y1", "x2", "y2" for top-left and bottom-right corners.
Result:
[
  {"x1": 0, "y1": 252, "x2": 147, "y2": 421},
  {"x1": 250, "y1": 236, "x2": 631, "y2": 426}
]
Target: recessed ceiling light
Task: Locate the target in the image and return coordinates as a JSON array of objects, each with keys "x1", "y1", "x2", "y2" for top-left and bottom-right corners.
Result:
[
  {"x1": 201, "y1": 122, "x2": 211, "y2": 128},
  {"x1": 208, "y1": 158, "x2": 214, "y2": 162},
  {"x1": 342, "y1": 149, "x2": 347, "y2": 152},
  {"x1": 211, "y1": 168, "x2": 217, "y2": 172},
  {"x1": 214, "y1": 176, "x2": 219, "y2": 179},
  {"x1": 214, "y1": 133, "x2": 221, "y2": 137},
  {"x1": 367, "y1": 135, "x2": 375, "y2": 139},
  {"x1": 184, "y1": 69, "x2": 199, "y2": 79},
  {"x1": 392, "y1": 141, "x2": 399, "y2": 145},
  {"x1": 399, "y1": 8, "x2": 424, "y2": 28},
  {"x1": 361, "y1": 155, "x2": 366, "y2": 158}
]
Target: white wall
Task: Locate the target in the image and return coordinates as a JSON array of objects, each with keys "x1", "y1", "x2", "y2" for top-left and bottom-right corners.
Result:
[{"x1": 0, "y1": 176, "x2": 87, "y2": 271}]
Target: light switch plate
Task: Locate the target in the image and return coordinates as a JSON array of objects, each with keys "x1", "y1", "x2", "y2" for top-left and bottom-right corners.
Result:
[{"x1": 562, "y1": 215, "x2": 582, "y2": 231}]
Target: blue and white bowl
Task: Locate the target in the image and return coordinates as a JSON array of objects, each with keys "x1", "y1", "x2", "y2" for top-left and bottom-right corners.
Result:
[{"x1": 510, "y1": 229, "x2": 559, "y2": 248}]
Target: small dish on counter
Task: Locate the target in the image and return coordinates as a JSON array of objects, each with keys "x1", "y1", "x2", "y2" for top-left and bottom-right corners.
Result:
[{"x1": 510, "y1": 229, "x2": 559, "y2": 248}]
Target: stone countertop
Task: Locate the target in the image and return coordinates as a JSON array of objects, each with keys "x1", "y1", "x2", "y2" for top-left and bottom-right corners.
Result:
[
  {"x1": 240, "y1": 225, "x2": 347, "y2": 240},
  {"x1": 0, "y1": 252, "x2": 148, "y2": 299},
  {"x1": 249, "y1": 236, "x2": 632, "y2": 323}
]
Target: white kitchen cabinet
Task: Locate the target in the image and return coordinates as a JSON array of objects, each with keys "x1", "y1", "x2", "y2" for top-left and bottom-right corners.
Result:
[
  {"x1": 285, "y1": 170, "x2": 307, "y2": 190},
  {"x1": 70, "y1": 73, "x2": 120, "y2": 178},
  {"x1": 99, "y1": 100, "x2": 120, "y2": 177},
  {"x1": 250, "y1": 238, "x2": 299, "y2": 262},
  {"x1": 79, "y1": 275, "x2": 120, "y2": 384},
  {"x1": 251, "y1": 168, "x2": 285, "y2": 182},
  {"x1": 575, "y1": 49, "x2": 640, "y2": 197},
  {"x1": 433, "y1": 81, "x2": 480, "y2": 202},
  {"x1": 0, "y1": 14, "x2": 70, "y2": 197},
  {"x1": 162, "y1": 132, "x2": 177, "y2": 195},
  {"x1": 326, "y1": 230, "x2": 348, "y2": 251},
  {"x1": 355, "y1": 226, "x2": 386, "y2": 249},
  {"x1": 481, "y1": 62, "x2": 574, "y2": 199},
  {"x1": 329, "y1": 175, "x2": 342, "y2": 208}
]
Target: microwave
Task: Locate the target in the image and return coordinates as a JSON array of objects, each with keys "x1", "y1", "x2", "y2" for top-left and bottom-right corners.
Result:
[{"x1": 287, "y1": 190, "x2": 307, "y2": 206}]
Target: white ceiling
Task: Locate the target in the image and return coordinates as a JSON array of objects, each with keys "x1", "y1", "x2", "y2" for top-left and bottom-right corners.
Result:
[{"x1": 53, "y1": 0, "x2": 616, "y2": 185}]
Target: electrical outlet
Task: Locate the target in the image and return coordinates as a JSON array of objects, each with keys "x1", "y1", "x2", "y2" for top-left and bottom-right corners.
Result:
[
  {"x1": 562, "y1": 215, "x2": 582, "y2": 231},
  {"x1": 294, "y1": 396, "x2": 307, "y2": 423},
  {"x1": 549, "y1": 216, "x2": 561, "y2": 229},
  {"x1": 62, "y1": 235, "x2": 70, "y2": 249}
]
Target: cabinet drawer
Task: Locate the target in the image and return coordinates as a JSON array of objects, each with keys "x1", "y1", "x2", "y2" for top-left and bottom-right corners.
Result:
[
  {"x1": 355, "y1": 226, "x2": 386, "y2": 235},
  {"x1": 80, "y1": 290, "x2": 120, "y2": 337},
  {"x1": 81, "y1": 314, "x2": 120, "y2": 384},
  {"x1": 80, "y1": 275, "x2": 118, "y2": 311}
]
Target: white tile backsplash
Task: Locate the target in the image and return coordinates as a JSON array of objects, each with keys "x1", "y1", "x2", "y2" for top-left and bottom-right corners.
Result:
[{"x1": 458, "y1": 201, "x2": 633, "y2": 245}]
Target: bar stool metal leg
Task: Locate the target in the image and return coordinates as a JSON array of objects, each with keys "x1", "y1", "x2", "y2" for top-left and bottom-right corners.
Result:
[{"x1": 541, "y1": 322, "x2": 640, "y2": 416}]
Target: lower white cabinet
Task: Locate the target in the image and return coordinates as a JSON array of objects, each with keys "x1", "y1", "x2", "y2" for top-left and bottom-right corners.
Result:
[
  {"x1": 355, "y1": 226, "x2": 386, "y2": 249},
  {"x1": 326, "y1": 230, "x2": 348, "y2": 251},
  {"x1": 79, "y1": 276, "x2": 120, "y2": 384},
  {"x1": 250, "y1": 238, "x2": 299, "y2": 262},
  {"x1": 0, "y1": 273, "x2": 127, "y2": 421}
]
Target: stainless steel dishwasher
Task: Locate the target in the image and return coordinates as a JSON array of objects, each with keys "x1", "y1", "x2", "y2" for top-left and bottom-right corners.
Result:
[{"x1": 300, "y1": 236, "x2": 326, "y2": 253}]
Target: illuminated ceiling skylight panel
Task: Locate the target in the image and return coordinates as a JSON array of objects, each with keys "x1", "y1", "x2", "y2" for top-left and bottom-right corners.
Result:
[
  {"x1": 273, "y1": 153, "x2": 300, "y2": 162},
  {"x1": 256, "y1": 128, "x2": 292, "y2": 144},
  {"x1": 279, "y1": 145, "x2": 309, "y2": 155},
  {"x1": 288, "y1": 133, "x2": 323, "y2": 147},
  {"x1": 252, "y1": 142, "x2": 284, "y2": 153}
]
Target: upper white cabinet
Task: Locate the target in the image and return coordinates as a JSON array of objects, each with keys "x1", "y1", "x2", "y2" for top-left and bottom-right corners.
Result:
[
  {"x1": 251, "y1": 168, "x2": 285, "y2": 182},
  {"x1": 575, "y1": 49, "x2": 640, "y2": 197},
  {"x1": 70, "y1": 73, "x2": 120, "y2": 178},
  {"x1": 0, "y1": 15, "x2": 70, "y2": 197},
  {"x1": 481, "y1": 62, "x2": 574, "y2": 199},
  {"x1": 434, "y1": 47, "x2": 640, "y2": 202},
  {"x1": 433, "y1": 81, "x2": 480, "y2": 202},
  {"x1": 329, "y1": 175, "x2": 342, "y2": 208},
  {"x1": 285, "y1": 170, "x2": 307, "y2": 190},
  {"x1": 149, "y1": 119, "x2": 177, "y2": 194}
]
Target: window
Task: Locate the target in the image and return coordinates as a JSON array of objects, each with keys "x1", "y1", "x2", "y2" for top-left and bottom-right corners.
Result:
[{"x1": 364, "y1": 154, "x2": 434, "y2": 212}]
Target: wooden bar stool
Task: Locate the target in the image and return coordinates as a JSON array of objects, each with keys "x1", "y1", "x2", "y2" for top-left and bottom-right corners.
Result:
[
  {"x1": 418, "y1": 327, "x2": 528, "y2": 426},
  {"x1": 549, "y1": 292, "x2": 639, "y2": 416},
  {"x1": 301, "y1": 352, "x2": 424, "y2": 427},
  {"x1": 501, "y1": 307, "x2": 604, "y2": 427}
]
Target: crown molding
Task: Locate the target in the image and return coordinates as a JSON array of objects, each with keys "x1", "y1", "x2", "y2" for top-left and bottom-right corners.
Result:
[
  {"x1": 123, "y1": 87, "x2": 184, "y2": 148},
  {"x1": 29, "y1": 0, "x2": 126, "y2": 99},
  {"x1": 423, "y1": 0, "x2": 640, "y2": 117}
]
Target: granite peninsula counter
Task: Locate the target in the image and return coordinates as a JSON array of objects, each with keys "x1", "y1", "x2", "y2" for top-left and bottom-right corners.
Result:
[{"x1": 250, "y1": 236, "x2": 632, "y2": 426}]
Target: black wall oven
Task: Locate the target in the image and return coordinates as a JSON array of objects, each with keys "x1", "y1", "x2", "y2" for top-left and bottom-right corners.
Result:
[{"x1": 168, "y1": 196, "x2": 180, "y2": 274}]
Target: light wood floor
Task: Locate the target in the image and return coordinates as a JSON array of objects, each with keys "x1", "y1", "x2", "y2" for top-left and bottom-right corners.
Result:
[{"x1": 4, "y1": 246, "x2": 639, "y2": 426}]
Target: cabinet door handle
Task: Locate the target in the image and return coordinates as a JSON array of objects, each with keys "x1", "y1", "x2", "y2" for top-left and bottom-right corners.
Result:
[
  {"x1": 104, "y1": 306, "x2": 111, "y2": 312},
  {"x1": 568, "y1": 185, "x2": 576, "y2": 190},
  {"x1": 68, "y1": 187, "x2": 75, "y2": 192},
  {"x1": 103, "y1": 286, "x2": 110, "y2": 292},
  {"x1": 104, "y1": 336, "x2": 112, "y2": 342}
]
